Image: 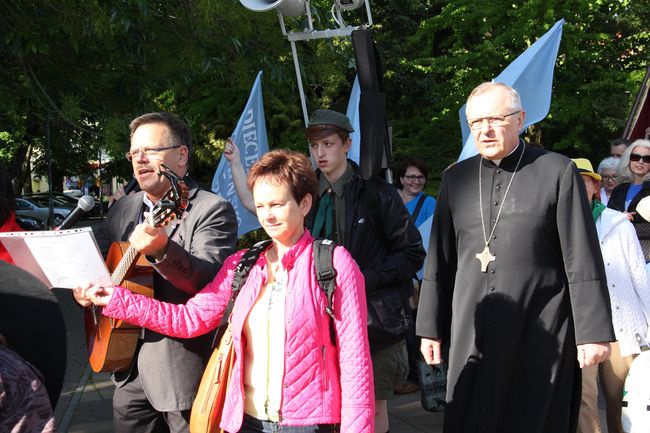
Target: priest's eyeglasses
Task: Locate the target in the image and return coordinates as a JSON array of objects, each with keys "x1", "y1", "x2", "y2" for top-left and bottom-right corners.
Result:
[
  {"x1": 468, "y1": 111, "x2": 520, "y2": 130},
  {"x1": 126, "y1": 145, "x2": 181, "y2": 161}
]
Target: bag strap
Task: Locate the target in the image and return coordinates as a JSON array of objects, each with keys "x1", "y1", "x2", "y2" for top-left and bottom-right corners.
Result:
[
  {"x1": 210, "y1": 239, "x2": 272, "y2": 348},
  {"x1": 313, "y1": 238, "x2": 337, "y2": 345},
  {"x1": 410, "y1": 193, "x2": 427, "y2": 224}
]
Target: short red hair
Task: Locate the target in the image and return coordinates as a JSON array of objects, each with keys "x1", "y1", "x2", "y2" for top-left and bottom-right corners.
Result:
[{"x1": 247, "y1": 149, "x2": 318, "y2": 207}]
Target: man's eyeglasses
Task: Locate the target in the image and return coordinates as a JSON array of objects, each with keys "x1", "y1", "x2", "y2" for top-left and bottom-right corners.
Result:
[
  {"x1": 403, "y1": 175, "x2": 426, "y2": 182},
  {"x1": 630, "y1": 153, "x2": 650, "y2": 164},
  {"x1": 126, "y1": 145, "x2": 181, "y2": 161},
  {"x1": 467, "y1": 111, "x2": 520, "y2": 130},
  {"x1": 602, "y1": 175, "x2": 617, "y2": 181}
]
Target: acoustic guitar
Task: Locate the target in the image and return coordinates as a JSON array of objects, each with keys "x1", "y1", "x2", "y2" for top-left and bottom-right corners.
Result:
[{"x1": 84, "y1": 165, "x2": 189, "y2": 373}]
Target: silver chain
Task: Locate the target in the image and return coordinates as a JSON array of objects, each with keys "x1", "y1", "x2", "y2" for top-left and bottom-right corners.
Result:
[{"x1": 478, "y1": 145, "x2": 526, "y2": 247}]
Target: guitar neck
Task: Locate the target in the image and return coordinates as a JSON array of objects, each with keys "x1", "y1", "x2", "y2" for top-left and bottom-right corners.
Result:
[
  {"x1": 111, "y1": 245, "x2": 142, "y2": 286},
  {"x1": 111, "y1": 212, "x2": 153, "y2": 286}
]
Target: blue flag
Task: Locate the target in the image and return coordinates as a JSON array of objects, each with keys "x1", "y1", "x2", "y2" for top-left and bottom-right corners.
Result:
[
  {"x1": 211, "y1": 71, "x2": 268, "y2": 237},
  {"x1": 458, "y1": 19, "x2": 565, "y2": 161},
  {"x1": 345, "y1": 76, "x2": 361, "y2": 164}
]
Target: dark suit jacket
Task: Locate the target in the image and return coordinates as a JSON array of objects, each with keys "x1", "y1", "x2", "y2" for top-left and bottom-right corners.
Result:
[
  {"x1": 93, "y1": 178, "x2": 237, "y2": 411},
  {"x1": 607, "y1": 180, "x2": 650, "y2": 223}
]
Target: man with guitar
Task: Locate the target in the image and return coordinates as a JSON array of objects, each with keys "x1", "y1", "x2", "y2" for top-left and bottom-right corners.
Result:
[{"x1": 74, "y1": 112, "x2": 238, "y2": 433}]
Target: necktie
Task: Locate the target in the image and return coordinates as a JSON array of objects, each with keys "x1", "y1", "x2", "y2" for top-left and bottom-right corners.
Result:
[{"x1": 311, "y1": 188, "x2": 334, "y2": 239}]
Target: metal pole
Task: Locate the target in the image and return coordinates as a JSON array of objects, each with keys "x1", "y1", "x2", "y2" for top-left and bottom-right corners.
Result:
[
  {"x1": 46, "y1": 114, "x2": 54, "y2": 228},
  {"x1": 290, "y1": 40, "x2": 310, "y2": 127},
  {"x1": 98, "y1": 148, "x2": 103, "y2": 218}
]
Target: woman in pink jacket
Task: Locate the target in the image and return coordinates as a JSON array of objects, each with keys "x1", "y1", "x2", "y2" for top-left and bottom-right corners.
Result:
[{"x1": 87, "y1": 149, "x2": 374, "y2": 433}]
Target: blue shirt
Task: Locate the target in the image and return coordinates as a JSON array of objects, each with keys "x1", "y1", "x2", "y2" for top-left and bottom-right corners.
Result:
[
  {"x1": 625, "y1": 184, "x2": 643, "y2": 211},
  {"x1": 404, "y1": 192, "x2": 436, "y2": 228}
]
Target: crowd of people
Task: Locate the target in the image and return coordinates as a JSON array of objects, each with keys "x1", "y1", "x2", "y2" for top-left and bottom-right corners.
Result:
[{"x1": 1, "y1": 82, "x2": 649, "y2": 433}]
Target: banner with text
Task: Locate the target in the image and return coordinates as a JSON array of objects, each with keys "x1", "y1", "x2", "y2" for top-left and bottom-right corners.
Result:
[{"x1": 211, "y1": 71, "x2": 268, "y2": 236}]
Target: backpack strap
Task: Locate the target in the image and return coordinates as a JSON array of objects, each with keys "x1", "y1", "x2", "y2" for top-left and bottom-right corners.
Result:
[
  {"x1": 313, "y1": 238, "x2": 337, "y2": 345},
  {"x1": 231, "y1": 239, "x2": 273, "y2": 293},
  {"x1": 210, "y1": 239, "x2": 272, "y2": 348}
]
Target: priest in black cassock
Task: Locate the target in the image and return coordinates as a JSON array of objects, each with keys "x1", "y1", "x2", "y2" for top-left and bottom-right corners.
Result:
[{"x1": 416, "y1": 82, "x2": 615, "y2": 433}]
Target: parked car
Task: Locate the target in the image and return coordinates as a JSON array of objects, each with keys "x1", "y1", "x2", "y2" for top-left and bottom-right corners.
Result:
[
  {"x1": 15, "y1": 215, "x2": 45, "y2": 231},
  {"x1": 63, "y1": 189, "x2": 83, "y2": 198},
  {"x1": 25, "y1": 193, "x2": 101, "y2": 218},
  {"x1": 25, "y1": 193, "x2": 77, "y2": 208},
  {"x1": 15, "y1": 197, "x2": 73, "y2": 227}
]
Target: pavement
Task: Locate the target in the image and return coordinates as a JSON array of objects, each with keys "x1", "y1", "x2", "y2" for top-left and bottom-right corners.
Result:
[{"x1": 50, "y1": 217, "x2": 443, "y2": 432}]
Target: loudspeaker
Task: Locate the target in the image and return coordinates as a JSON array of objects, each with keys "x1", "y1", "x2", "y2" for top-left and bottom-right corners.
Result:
[
  {"x1": 337, "y1": 0, "x2": 365, "y2": 11},
  {"x1": 239, "y1": 0, "x2": 307, "y2": 17}
]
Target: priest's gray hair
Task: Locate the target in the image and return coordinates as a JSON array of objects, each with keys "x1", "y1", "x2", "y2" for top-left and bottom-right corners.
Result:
[
  {"x1": 465, "y1": 82, "x2": 522, "y2": 116},
  {"x1": 597, "y1": 157, "x2": 620, "y2": 174},
  {"x1": 617, "y1": 139, "x2": 650, "y2": 183}
]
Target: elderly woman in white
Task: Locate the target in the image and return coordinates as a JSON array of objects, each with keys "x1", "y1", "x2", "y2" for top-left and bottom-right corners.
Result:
[
  {"x1": 573, "y1": 158, "x2": 650, "y2": 433},
  {"x1": 597, "y1": 156, "x2": 620, "y2": 206}
]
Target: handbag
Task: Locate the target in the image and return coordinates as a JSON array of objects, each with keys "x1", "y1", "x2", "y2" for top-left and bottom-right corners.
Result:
[{"x1": 189, "y1": 325, "x2": 234, "y2": 433}]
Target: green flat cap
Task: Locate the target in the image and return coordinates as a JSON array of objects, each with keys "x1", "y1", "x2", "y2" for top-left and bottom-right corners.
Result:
[{"x1": 307, "y1": 109, "x2": 354, "y2": 133}]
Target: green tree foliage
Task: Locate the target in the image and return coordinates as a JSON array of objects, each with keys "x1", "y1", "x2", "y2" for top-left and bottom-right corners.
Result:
[
  {"x1": 373, "y1": 0, "x2": 648, "y2": 192},
  {"x1": 0, "y1": 0, "x2": 647, "y2": 198}
]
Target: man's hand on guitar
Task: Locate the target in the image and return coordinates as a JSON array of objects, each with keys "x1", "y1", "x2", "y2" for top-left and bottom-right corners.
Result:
[
  {"x1": 129, "y1": 222, "x2": 170, "y2": 261},
  {"x1": 86, "y1": 285, "x2": 115, "y2": 307}
]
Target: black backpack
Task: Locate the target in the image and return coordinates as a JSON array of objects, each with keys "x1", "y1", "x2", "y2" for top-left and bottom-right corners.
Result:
[{"x1": 211, "y1": 238, "x2": 338, "y2": 348}]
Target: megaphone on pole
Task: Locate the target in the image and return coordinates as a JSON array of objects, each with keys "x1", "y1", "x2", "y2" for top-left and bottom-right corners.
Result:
[
  {"x1": 337, "y1": 0, "x2": 365, "y2": 11},
  {"x1": 239, "y1": 0, "x2": 307, "y2": 17}
]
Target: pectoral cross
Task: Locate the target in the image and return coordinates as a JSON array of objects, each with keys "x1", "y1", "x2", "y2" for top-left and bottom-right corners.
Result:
[{"x1": 476, "y1": 245, "x2": 495, "y2": 272}]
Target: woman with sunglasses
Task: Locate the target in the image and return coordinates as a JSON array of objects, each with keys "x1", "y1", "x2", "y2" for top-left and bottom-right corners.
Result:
[
  {"x1": 607, "y1": 139, "x2": 650, "y2": 223},
  {"x1": 608, "y1": 139, "x2": 650, "y2": 261}
]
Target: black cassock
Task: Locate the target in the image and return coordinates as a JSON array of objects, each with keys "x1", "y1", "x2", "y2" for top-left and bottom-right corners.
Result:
[{"x1": 416, "y1": 142, "x2": 614, "y2": 433}]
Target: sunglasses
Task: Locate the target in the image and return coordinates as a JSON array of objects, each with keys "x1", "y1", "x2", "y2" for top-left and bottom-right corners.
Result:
[{"x1": 630, "y1": 153, "x2": 650, "y2": 164}]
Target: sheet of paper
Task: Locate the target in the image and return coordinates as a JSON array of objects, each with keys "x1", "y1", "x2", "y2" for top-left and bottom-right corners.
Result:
[{"x1": 0, "y1": 227, "x2": 112, "y2": 289}]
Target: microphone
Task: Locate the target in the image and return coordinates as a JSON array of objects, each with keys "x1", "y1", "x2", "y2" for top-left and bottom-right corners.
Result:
[
  {"x1": 56, "y1": 195, "x2": 95, "y2": 230},
  {"x1": 123, "y1": 176, "x2": 141, "y2": 195}
]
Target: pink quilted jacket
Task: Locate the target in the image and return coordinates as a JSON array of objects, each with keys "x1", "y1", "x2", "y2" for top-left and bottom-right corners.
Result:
[{"x1": 102, "y1": 231, "x2": 374, "y2": 433}]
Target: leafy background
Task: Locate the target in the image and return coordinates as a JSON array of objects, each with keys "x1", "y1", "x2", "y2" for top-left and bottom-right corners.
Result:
[{"x1": 1, "y1": 0, "x2": 648, "y2": 198}]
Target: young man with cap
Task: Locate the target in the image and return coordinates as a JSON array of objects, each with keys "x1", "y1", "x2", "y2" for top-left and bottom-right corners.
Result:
[{"x1": 305, "y1": 109, "x2": 426, "y2": 433}]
